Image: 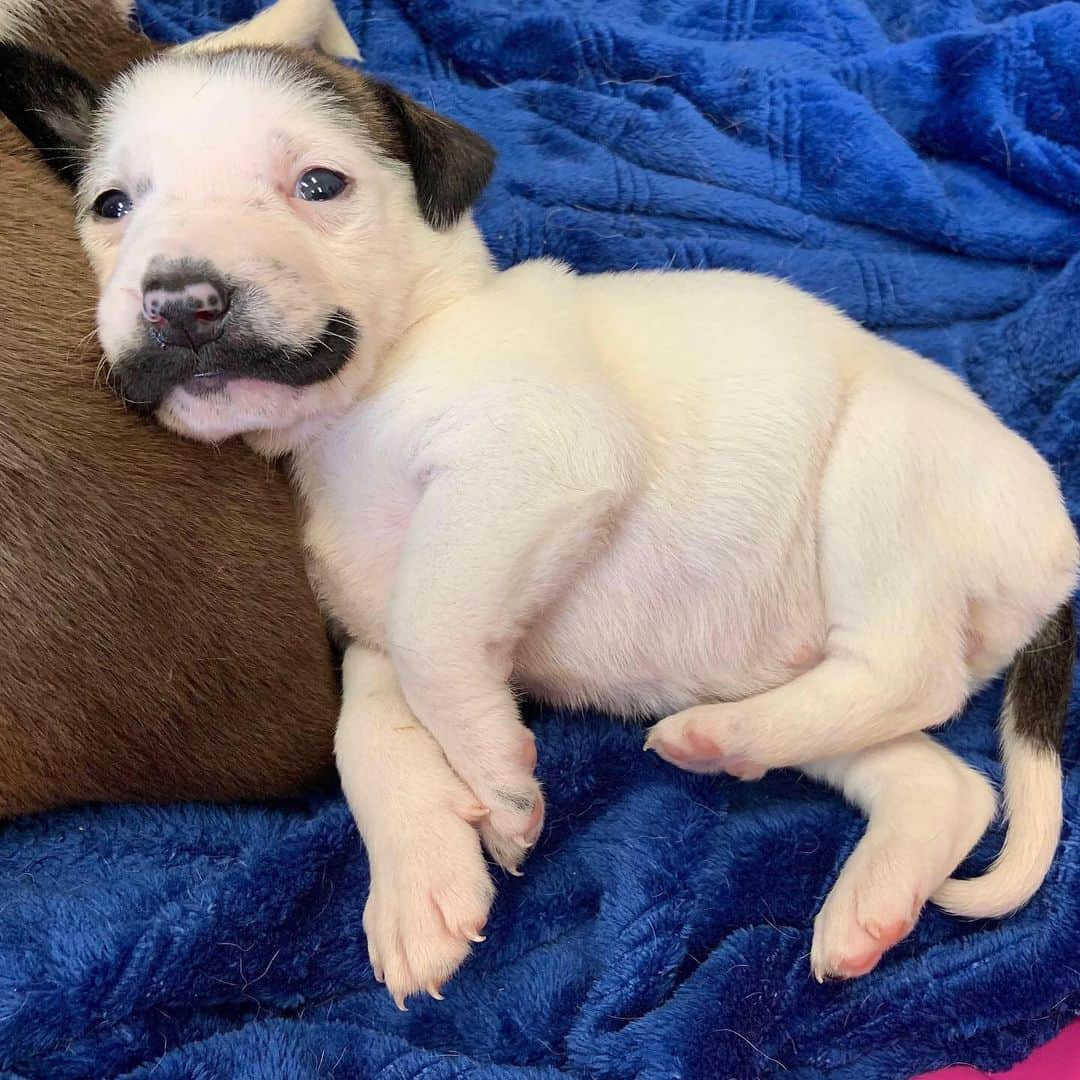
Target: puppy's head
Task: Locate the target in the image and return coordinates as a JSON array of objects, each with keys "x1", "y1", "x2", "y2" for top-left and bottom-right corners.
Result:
[{"x1": 3, "y1": 44, "x2": 494, "y2": 447}]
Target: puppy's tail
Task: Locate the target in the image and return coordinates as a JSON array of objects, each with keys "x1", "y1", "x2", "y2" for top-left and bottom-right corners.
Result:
[{"x1": 934, "y1": 600, "x2": 1075, "y2": 919}]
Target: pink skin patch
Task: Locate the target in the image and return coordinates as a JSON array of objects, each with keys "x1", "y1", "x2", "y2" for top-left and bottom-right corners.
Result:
[
  {"x1": 833, "y1": 917, "x2": 915, "y2": 978},
  {"x1": 964, "y1": 626, "x2": 985, "y2": 664},
  {"x1": 833, "y1": 951, "x2": 879, "y2": 978},
  {"x1": 788, "y1": 642, "x2": 823, "y2": 673},
  {"x1": 160, "y1": 377, "x2": 311, "y2": 443},
  {"x1": 868, "y1": 916, "x2": 916, "y2": 948},
  {"x1": 517, "y1": 732, "x2": 538, "y2": 771},
  {"x1": 647, "y1": 723, "x2": 766, "y2": 780},
  {"x1": 203, "y1": 377, "x2": 304, "y2": 411}
]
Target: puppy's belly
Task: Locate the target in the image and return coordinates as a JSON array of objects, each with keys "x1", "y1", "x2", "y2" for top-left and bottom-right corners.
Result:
[
  {"x1": 514, "y1": 539, "x2": 827, "y2": 719},
  {"x1": 302, "y1": 448, "x2": 828, "y2": 717}
]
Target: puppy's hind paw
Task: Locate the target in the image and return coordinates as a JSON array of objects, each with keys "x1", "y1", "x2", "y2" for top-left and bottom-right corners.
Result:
[
  {"x1": 645, "y1": 707, "x2": 767, "y2": 780},
  {"x1": 810, "y1": 834, "x2": 926, "y2": 982}
]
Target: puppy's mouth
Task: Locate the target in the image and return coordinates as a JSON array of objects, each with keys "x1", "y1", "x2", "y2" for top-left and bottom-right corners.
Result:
[{"x1": 107, "y1": 309, "x2": 358, "y2": 414}]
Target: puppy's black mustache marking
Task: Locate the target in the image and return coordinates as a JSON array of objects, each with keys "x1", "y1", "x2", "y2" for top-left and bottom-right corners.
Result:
[{"x1": 108, "y1": 310, "x2": 359, "y2": 413}]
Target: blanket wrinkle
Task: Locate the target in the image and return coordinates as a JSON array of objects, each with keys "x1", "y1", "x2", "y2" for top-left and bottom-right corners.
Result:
[{"x1": 1, "y1": 0, "x2": 1077, "y2": 1076}]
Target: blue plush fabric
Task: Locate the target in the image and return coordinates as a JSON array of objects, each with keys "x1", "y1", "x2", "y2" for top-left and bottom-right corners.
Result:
[{"x1": 2, "y1": 1, "x2": 1078, "y2": 1076}]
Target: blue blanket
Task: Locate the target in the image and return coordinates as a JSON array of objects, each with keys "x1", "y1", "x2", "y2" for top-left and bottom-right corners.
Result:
[{"x1": 3, "y1": 1, "x2": 1078, "y2": 1076}]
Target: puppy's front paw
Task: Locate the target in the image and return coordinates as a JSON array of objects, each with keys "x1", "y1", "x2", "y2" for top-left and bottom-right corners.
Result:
[
  {"x1": 645, "y1": 706, "x2": 767, "y2": 780},
  {"x1": 461, "y1": 729, "x2": 545, "y2": 874},
  {"x1": 364, "y1": 806, "x2": 495, "y2": 1009},
  {"x1": 476, "y1": 783, "x2": 545, "y2": 874}
]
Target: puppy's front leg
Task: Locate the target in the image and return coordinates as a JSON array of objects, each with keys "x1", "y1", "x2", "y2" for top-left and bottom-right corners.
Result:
[
  {"x1": 336, "y1": 644, "x2": 494, "y2": 1007},
  {"x1": 388, "y1": 473, "x2": 618, "y2": 871}
]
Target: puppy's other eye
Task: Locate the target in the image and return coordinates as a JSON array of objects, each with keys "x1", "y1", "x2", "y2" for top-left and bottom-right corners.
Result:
[
  {"x1": 92, "y1": 189, "x2": 134, "y2": 220},
  {"x1": 295, "y1": 168, "x2": 348, "y2": 202}
]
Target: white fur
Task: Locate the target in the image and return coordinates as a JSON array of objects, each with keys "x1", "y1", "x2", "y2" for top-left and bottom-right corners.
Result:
[
  {"x1": 337, "y1": 646, "x2": 494, "y2": 1008},
  {"x1": 78, "y1": 55, "x2": 1080, "y2": 1006},
  {"x1": 804, "y1": 734, "x2": 998, "y2": 980},
  {"x1": 934, "y1": 699, "x2": 1064, "y2": 918}
]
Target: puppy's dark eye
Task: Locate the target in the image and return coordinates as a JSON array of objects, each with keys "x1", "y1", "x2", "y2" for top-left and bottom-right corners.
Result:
[
  {"x1": 295, "y1": 168, "x2": 348, "y2": 202},
  {"x1": 92, "y1": 189, "x2": 134, "y2": 220}
]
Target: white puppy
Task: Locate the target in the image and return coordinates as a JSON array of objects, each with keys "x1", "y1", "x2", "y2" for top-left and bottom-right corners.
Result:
[{"x1": 7, "y1": 41, "x2": 1076, "y2": 1007}]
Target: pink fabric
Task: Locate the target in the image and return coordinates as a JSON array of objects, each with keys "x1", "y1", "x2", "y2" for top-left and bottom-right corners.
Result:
[{"x1": 916, "y1": 1020, "x2": 1080, "y2": 1078}]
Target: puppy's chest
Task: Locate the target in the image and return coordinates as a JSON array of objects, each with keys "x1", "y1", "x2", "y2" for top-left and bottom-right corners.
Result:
[{"x1": 296, "y1": 438, "x2": 416, "y2": 648}]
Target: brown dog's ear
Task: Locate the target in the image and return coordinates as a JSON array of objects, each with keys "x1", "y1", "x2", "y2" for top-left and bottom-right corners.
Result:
[
  {"x1": 371, "y1": 82, "x2": 495, "y2": 230},
  {"x1": 0, "y1": 44, "x2": 99, "y2": 187}
]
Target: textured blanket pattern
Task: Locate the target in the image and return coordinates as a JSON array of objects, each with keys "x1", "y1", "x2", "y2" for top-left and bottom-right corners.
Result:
[{"x1": 1, "y1": 1, "x2": 1077, "y2": 1076}]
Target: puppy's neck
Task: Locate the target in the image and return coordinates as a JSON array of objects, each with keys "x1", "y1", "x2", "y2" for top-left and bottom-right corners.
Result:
[
  {"x1": 347, "y1": 212, "x2": 496, "y2": 395},
  {"x1": 399, "y1": 215, "x2": 496, "y2": 332}
]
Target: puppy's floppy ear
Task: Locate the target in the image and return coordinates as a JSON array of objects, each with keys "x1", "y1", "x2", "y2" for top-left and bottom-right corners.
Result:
[
  {"x1": 372, "y1": 83, "x2": 495, "y2": 231},
  {"x1": 0, "y1": 44, "x2": 98, "y2": 187}
]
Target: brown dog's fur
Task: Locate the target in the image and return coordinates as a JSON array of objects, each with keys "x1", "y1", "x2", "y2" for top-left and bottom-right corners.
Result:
[
  {"x1": 0, "y1": 3, "x2": 338, "y2": 815},
  {"x1": 3, "y1": 0, "x2": 157, "y2": 81}
]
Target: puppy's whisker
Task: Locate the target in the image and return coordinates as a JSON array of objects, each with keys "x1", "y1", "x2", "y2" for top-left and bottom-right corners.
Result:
[
  {"x1": 93, "y1": 354, "x2": 111, "y2": 390},
  {"x1": 318, "y1": 329, "x2": 356, "y2": 347}
]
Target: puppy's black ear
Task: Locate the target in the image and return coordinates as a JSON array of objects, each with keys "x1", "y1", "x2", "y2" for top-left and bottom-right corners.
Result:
[
  {"x1": 0, "y1": 44, "x2": 99, "y2": 187},
  {"x1": 372, "y1": 82, "x2": 495, "y2": 230}
]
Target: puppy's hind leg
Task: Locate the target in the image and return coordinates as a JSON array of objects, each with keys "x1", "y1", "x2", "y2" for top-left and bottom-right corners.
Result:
[
  {"x1": 648, "y1": 378, "x2": 974, "y2": 774},
  {"x1": 806, "y1": 733, "x2": 996, "y2": 981},
  {"x1": 647, "y1": 626, "x2": 971, "y2": 776}
]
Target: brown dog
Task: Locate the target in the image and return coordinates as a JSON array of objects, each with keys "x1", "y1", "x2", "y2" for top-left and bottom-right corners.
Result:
[{"x1": 0, "y1": 1, "x2": 338, "y2": 815}]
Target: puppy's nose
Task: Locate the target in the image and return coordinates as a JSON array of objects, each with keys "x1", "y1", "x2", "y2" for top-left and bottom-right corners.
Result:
[{"x1": 142, "y1": 274, "x2": 230, "y2": 349}]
